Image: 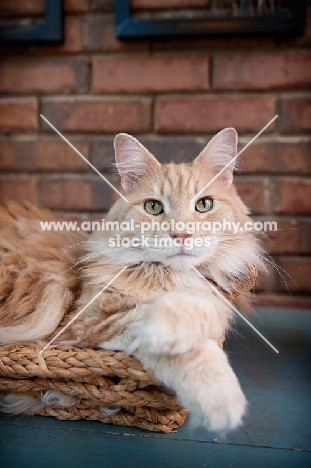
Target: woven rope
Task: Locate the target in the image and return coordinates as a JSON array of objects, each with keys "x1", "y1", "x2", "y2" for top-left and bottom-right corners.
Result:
[
  {"x1": 38, "y1": 406, "x2": 189, "y2": 433},
  {"x1": 0, "y1": 377, "x2": 180, "y2": 410},
  {"x1": 0, "y1": 347, "x2": 157, "y2": 382},
  {"x1": 0, "y1": 346, "x2": 186, "y2": 432},
  {"x1": 0, "y1": 266, "x2": 257, "y2": 432}
]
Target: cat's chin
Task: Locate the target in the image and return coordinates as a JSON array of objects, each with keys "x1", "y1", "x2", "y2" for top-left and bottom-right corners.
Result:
[{"x1": 164, "y1": 254, "x2": 201, "y2": 270}]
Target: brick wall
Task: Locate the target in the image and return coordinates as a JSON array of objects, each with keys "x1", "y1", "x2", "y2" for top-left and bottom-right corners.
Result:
[{"x1": 0, "y1": 0, "x2": 310, "y2": 307}]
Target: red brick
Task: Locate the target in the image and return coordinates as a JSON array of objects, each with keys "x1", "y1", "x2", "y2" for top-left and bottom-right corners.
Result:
[
  {"x1": 0, "y1": 98, "x2": 38, "y2": 133},
  {"x1": 54, "y1": 212, "x2": 90, "y2": 223},
  {"x1": 274, "y1": 257, "x2": 311, "y2": 293},
  {"x1": 39, "y1": 177, "x2": 116, "y2": 211},
  {"x1": 93, "y1": 56, "x2": 209, "y2": 93},
  {"x1": 64, "y1": 0, "x2": 89, "y2": 12},
  {"x1": 213, "y1": 52, "x2": 311, "y2": 90},
  {"x1": 0, "y1": 0, "x2": 44, "y2": 16},
  {"x1": 54, "y1": 17, "x2": 83, "y2": 53},
  {"x1": 132, "y1": 0, "x2": 208, "y2": 7},
  {"x1": 0, "y1": 18, "x2": 83, "y2": 55},
  {"x1": 92, "y1": 178, "x2": 120, "y2": 210},
  {"x1": 255, "y1": 294, "x2": 311, "y2": 309},
  {"x1": 235, "y1": 178, "x2": 269, "y2": 215},
  {"x1": 0, "y1": 59, "x2": 86, "y2": 93},
  {"x1": 84, "y1": 15, "x2": 148, "y2": 52},
  {"x1": 41, "y1": 97, "x2": 152, "y2": 133},
  {"x1": 90, "y1": 213, "x2": 109, "y2": 223},
  {"x1": 91, "y1": 136, "x2": 206, "y2": 170},
  {"x1": 279, "y1": 98, "x2": 311, "y2": 134},
  {"x1": 155, "y1": 96, "x2": 275, "y2": 133},
  {"x1": 274, "y1": 179, "x2": 311, "y2": 215},
  {"x1": 0, "y1": 140, "x2": 89, "y2": 172},
  {"x1": 39, "y1": 179, "x2": 92, "y2": 211},
  {"x1": 90, "y1": 138, "x2": 117, "y2": 171},
  {"x1": 262, "y1": 219, "x2": 311, "y2": 255},
  {"x1": 0, "y1": 177, "x2": 37, "y2": 204},
  {"x1": 138, "y1": 136, "x2": 205, "y2": 164},
  {"x1": 36, "y1": 17, "x2": 84, "y2": 54},
  {"x1": 239, "y1": 140, "x2": 311, "y2": 174}
]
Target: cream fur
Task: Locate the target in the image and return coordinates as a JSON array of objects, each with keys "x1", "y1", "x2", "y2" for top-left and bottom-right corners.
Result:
[
  {"x1": 136, "y1": 340, "x2": 247, "y2": 433},
  {"x1": 0, "y1": 129, "x2": 265, "y2": 434},
  {"x1": 0, "y1": 202, "x2": 84, "y2": 346},
  {"x1": 0, "y1": 391, "x2": 78, "y2": 415}
]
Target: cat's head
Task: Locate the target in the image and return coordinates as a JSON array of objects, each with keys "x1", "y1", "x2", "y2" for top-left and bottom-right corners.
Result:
[{"x1": 90, "y1": 129, "x2": 263, "y2": 289}]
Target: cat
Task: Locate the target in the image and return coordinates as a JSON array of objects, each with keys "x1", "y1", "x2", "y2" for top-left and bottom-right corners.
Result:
[{"x1": 0, "y1": 128, "x2": 263, "y2": 433}]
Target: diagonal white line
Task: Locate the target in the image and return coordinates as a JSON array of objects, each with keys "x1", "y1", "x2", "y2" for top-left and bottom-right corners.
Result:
[
  {"x1": 191, "y1": 266, "x2": 279, "y2": 354},
  {"x1": 190, "y1": 115, "x2": 278, "y2": 203},
  {"x1": 40, "y1": 266, "x2": 128, "y2": 354},
  {"x1": 40, "y1": 114, "x2": 129, "y2": 203}
]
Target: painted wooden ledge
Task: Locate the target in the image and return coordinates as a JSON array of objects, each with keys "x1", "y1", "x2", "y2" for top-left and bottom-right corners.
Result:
[{"x1": 0, "y1": 307, "x2": 310, "y2": 468}]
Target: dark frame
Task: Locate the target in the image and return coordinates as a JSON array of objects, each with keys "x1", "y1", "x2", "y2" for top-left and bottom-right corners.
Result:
[
  {"x1": 115, "y1": 0, "x2": 307, "y2": 38},
  {"x1": 0, "y1": 0, "x2": 63, "y2": 43}
]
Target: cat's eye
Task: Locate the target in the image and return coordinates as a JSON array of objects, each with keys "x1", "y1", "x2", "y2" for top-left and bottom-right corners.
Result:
[
  {"x1": 195, "y1": 197, "x2": 213, "y2": 213},
  {"x1": 144, "y1": 200, "x2": 164, "y2": 215}
]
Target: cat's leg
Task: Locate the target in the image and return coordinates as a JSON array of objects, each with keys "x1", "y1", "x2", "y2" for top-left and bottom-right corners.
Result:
[
  {"x1": 135, "y1": 339, "x2": 247, "y2": 434},
  {"x1": 127, "y1": 291, "x2": 232, "y2": 355},
  {"x1": 98, "y1": 302, "x2": 246, "y2": 434}
]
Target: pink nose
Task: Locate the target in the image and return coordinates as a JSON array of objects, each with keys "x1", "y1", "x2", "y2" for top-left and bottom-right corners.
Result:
[{"x1": 170, "y1": 232, "x2": 192, "y2": 243}]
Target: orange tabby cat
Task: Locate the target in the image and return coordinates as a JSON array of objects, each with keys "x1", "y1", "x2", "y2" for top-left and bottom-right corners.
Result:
[{"x1": 0, "y1": 129, "x2": 263, "y2": 433}]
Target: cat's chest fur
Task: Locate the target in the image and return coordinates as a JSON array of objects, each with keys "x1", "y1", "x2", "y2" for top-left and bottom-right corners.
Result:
[
  {"x1": 70, "y1": 265, "x2": 211, "y2": 347},
  {"x1": 87, "y1": 263, "x2": 209, "y2": 302}
]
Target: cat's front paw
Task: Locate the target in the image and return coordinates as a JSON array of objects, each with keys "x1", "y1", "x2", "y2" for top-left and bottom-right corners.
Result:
[
  {"x1": 178, "y1": 341, "x2": 247, "y2": 434},
  {"x1": 189, "y1": 377, "x2": 247, "y2": 434},
  {"x1": 135, "y1": 338, "x2": 246, "y2": 434},
  {"x1": 127, "y1": 294, "x2": 192, "y2": 355}
]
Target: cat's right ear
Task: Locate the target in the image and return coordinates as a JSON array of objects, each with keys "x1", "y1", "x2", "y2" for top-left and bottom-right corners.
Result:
[{"x1": 114, "y1": 133, "x2": 160, "y2": 192}]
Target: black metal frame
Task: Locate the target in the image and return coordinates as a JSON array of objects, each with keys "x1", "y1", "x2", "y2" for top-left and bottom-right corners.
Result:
[
  {"x1": 115, "y1": 0, "x2": 306, "y2": 38},
  {"x1": 0, "y1": 0, "x2": 63, "y2": 43}
]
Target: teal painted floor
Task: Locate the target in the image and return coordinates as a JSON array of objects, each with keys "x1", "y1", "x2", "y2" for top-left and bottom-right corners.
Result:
[{"x1": 1, "y1": 307, "x2": 310, "y2": 468}]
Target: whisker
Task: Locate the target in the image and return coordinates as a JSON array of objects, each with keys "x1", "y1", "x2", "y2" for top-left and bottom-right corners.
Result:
[
  {"x1": 63, "y1": 240, "x2": 102, "y2": 255},
  {"x1": 221, "y1": 244, "x2": 295, "y2": 293}
]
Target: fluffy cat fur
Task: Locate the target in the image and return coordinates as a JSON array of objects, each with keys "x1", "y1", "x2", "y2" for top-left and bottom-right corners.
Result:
[{"x1": 0, "y1": 129, "x2": 264, "y2": 433}]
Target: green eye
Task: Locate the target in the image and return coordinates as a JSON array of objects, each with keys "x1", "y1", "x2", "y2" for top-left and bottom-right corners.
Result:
[
  {"x1": 195, "y1": 197, "x2": 213, "y2": 213},
  {"x1": 144, "y1": 200, "x2": 164, "y2": 216}
]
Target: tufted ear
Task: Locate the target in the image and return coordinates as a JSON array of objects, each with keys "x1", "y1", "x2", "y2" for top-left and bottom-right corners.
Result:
[
  {"x1": 114, "y1": 133, "x2": 160, "y2": 192},
  {"x1": 194, "y1": 128, "x2": 238, "y2": 186}
]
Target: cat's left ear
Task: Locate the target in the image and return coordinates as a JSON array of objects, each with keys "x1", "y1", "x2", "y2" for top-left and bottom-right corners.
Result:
[
  {"x1": 114, "y1": 133, "x2": 160, "y2": 192},
  {"x1": 194, "y1": 128, "x2": 238, "y2": 186}
]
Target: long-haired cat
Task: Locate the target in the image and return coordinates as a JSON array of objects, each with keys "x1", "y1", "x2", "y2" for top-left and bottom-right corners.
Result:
[{"x1": 0, "y1": 128, "x2": 263, "y2": 433}]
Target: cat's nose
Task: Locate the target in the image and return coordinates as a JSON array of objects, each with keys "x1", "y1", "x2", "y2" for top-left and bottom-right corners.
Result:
[{"x1": 170, "y1": 232, "x2": 192, "y2": 243}]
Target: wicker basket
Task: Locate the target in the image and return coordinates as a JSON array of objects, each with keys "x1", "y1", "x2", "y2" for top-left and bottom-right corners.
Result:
[
  {"x1": 0, "y1": 267, "x2": 257, "y2": 433},
  {"x1": 0, "y1": 345, "x2": 189, "y2": 433}
]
